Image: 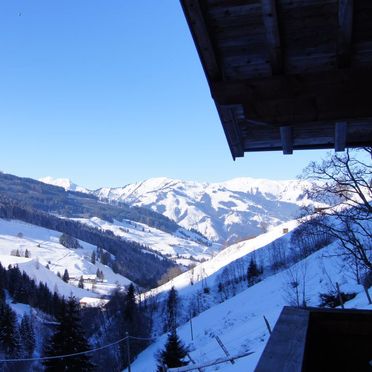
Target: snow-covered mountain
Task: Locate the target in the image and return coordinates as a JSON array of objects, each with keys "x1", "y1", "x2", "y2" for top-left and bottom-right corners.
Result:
[
  {"x1": 39, "y1": 176, "x2": 89, "y2": 193},
  {"x1": 41, "y1": 176, "x2": 313, "y2": 244},
  {"x1": 94, "y1": 177, "x2": 312, "y2": 244}
]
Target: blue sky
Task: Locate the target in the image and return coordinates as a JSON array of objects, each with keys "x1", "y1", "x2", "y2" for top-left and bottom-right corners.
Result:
[{"x1": 0, "y1": 1, "x2": 329, "y2": 189}]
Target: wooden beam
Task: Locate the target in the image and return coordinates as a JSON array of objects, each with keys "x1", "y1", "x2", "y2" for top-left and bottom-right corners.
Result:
[
  {"x1": 337, "y1": 0, "x2": 353, "y2": 68},
  {"x1": 181, "y1": 0, "x2": 221, "y2": 80},
  {"x1": 335, "y1": 122, "x2": 348, "y2": 151},
  {"x1": 217, "y1": 105, "x2": 245, "y2": 159},
  {"x1": 261, "y1": 0, "x2": 283, "y2": 75},
  {"x1": 211, "y1": 69, "x2": 372, "y2": 105},
  {"x1": 280, "y1": 126, "x2": 293, "y2": 154},
  {"x1": 255, "y1": 307, "x2": 309, "y2": 372}
]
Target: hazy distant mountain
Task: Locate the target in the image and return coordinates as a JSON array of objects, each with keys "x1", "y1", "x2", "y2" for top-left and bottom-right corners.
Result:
[{"x1": 39, "y1": 176, "x2": 312, "y2": 245}]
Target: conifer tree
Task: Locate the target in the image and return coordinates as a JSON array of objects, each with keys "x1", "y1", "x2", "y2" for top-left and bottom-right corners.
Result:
[
  {"x1": 19, "y1": 314, "x2": 35, "y2": 357},
  {"x1": 124, "y1": 283, "x2": 136, "y2": 322},
  {"x1": 43, "y1": 296, "x2": 94, "y2": 371},
  {"x1": 247, "y1": 257, "x2": 260, "y2": 287},
  {"x1": 62, "y1": 269, "x2": 70, "y2": 283},
  {"x1": 91, "y1": 251, "x2": 96, "y2": 265},
  {"x1": 0, "y1": 302, "x2": 21, "y2": 358},
  {"x1": 157, "y1": 330, "x2": 188, "y2": 371},
  {"x1": 78, "y1": 276, "x2": 84, "y2": 289},
  {"x1": 166, "y1": 286, "x2": 178, "y2": 332}
]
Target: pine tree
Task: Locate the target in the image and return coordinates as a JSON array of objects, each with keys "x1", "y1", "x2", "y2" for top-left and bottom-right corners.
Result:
[
  {"x1": 78, "y1": 276, "x2": 84, "y2": 289},
  {"x1": 91, "y1": 251, "x2": 96, "y2": 265},
  {"x1": 0, "y1": 302, "x2": 21, "y2": 358},
  {"x1": 25, "y1": 249, "x2": 30, "y2": 258},
  {"x1": 247, "y1": 257, "x2": 260, "y2": 287},
  {"x1": 166, "y1": 287, "x2": 178, "y2": 332},
  {"x1": 62, "y1": 269, "x2": 69, "y2": 283},
  {"x1": 96, "y1": 269, "x2": 104, "y2": 281},
  {"x1": 124, "y1": 284, "x2": 136, "y2": 322},
  {"x1": 19, "y1": 314, "x2": 35, "y2": 357},
  {"x1": 43, "y1": 296, "x2": 94, "y2": 371},
  {"x1": 157, "y1": 330, "x2": 188, "y2": 371}
]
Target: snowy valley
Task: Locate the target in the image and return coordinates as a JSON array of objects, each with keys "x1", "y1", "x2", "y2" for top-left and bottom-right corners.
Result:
[{"x1": 0, "y1": 164, "x2": 370, "y2": 372}]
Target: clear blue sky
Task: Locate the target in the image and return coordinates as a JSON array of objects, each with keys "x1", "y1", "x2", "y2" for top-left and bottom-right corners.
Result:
[{"x1": 0, "y1": 1, "x2": 329, "y2": 189}]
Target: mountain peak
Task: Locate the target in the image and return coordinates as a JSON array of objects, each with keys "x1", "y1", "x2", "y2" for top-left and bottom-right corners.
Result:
[{"x1": 39, "y1": 176, "x2": 88, "y2": 193}]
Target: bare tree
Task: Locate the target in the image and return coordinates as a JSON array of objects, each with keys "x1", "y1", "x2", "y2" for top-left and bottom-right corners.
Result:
[
  {"x1": 283, "y1": 260, "x2": 308, "y2": 308},
  {"x1": 301, "y1": 148, "x2": 372, "y2": 272}
]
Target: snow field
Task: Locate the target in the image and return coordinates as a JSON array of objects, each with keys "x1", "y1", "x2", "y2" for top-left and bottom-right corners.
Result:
[{"x1": 0, "y1": 219, "x2": 131, "y2": 299}]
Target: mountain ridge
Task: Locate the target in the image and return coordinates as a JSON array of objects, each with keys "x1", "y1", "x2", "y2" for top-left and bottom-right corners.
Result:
[{"x1": 41, "y1": 176, "x2": 313, "y2": 244}]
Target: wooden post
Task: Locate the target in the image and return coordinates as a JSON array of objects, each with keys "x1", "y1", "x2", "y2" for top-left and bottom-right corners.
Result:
[
  {"x1": 263, "y1": 315, "x2": 272, "y2": 335},
  {"x1": 189, "y1": 312, "x2": 194, "y2": 341},
  {"x1": 336, "y1": 282, "x2": 344, "y2": 309},
  {"x1": 363, "y1": 285, "x2": 372, "y2": 305},
  {"x1": 215, "y1": 336, "x2": 235, "y2": 364},
  {"x1": 187, "y1": 353, "x2": 202, "y2": 372}
]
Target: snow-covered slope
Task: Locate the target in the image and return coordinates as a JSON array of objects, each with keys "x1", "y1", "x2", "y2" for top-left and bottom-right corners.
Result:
[
  {"x1": 146, "y1": 219, "x2": 298, "y2": 298},
  {"x1": 39, "y1": 176, "x2": 89, "y2": 193},
  {"x1": 0, "y1": 219, "x2": 131, "y2": 298},
  {"x1": 94, "y1": 177, "x2": 312, "y2": 244},
  {"x1": 128, "y1": 238, "x2": 371, "y2": 372},
  {"x1": 72, "y1": 217, "x2": 220, "y2": 266}
]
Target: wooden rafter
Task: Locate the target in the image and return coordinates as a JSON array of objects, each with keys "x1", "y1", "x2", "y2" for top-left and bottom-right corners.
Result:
[
  {"x1": 181, "y1": 0, "x2": 221, "y2": 80},
  {"x1": 261, "y1": 0, "x2": 283, "y2": 75},
  {"x1": 217, "y1": 105, "x2": 245, "y2": 159},
  {"x1": 337, "y1": 0, "x2": 354, "y2": 68},
  {"x1": 280, "y1": 126, "x2": 293, "y2": 154},
  {"x1": 181, "y1": 0, "x2": 372, "y2": 156},
  {"x1": 335, "y1": 122, "x2": 348, "y2": 151}
]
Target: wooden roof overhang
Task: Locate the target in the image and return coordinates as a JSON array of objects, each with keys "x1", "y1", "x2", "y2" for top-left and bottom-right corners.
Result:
[{"x1": 180, "y1": 0, "x2": 372, "y2": 158}]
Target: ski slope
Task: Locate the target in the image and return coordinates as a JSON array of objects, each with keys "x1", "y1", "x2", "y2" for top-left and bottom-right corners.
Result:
[{"x1": 0, "y1": 218, "x2": 131, "y2": 299}]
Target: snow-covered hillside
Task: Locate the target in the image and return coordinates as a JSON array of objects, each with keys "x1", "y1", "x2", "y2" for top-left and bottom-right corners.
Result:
[
  {"x1": 146, "y1": 220, "x2": 299, "y2": 298},
  {"x1": 41, "y1": 176, "x2": 314, "y2": 244},
  {"x1": 73, "y1": 217, "x2": 220, "y2": 266},
  {"x1": 0, "y1": 219, "x2": 131, "y2": 298},
  {"x1": 128, "y1": 231, "x2": 372, "y2": 372}
]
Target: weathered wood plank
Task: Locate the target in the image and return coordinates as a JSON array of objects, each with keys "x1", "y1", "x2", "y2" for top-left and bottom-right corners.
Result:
[
  {"x1": 335, "y1": 122, "x2": 348, "y2": 151},
  {"x1": 261, "y1": 0, "x2": 283, "y2": 74},
  {"x1": 280, "y1": 126, "x2": 293, "y2": 154},
  {"x1": 217, "y1": 105, "x2": 245, "y2": 158},
  {"x1": 337, "y1": 0, "x2": 353, "y2": 67},
  {"x1": 211, "y1": 68, "x2": 372, "y2": 103},
  {"x1": 255, "y1": 307, "x2": 309, "y2": 372},
  {"x1": 181, "y1": 0, "x2": 221, "y2": 79}
]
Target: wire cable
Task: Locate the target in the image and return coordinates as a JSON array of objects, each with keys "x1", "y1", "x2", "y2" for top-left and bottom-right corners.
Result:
[
  {"x1": 0, "y1": 335, "x2": 130, "y2": 363},
  {"x1": 0, "y1": 333, "x2": 161, "y2": 363}
]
